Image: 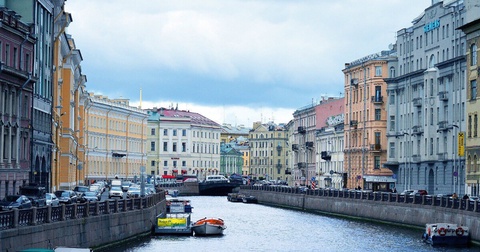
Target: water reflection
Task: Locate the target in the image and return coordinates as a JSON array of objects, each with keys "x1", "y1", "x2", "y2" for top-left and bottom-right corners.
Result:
[{"x1": 102, "y1": 196, "x2": 478, "y2": 252}]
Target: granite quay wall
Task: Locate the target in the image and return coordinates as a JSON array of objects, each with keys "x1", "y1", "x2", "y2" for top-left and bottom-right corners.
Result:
[
  {"x1": 239, "y1": 186, "x2": 480, "y2": 243},
  {"x1": 157, "y1": 182, "x2": 199, "y2": 195},
  {"x1": 0, "y1": 192, "x2": 166, "y2": 251}
]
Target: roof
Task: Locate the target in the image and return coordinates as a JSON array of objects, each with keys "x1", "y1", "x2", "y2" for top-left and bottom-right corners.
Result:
[{"x1": 147, "y1": 107, "x2": 221, "y2": 127}]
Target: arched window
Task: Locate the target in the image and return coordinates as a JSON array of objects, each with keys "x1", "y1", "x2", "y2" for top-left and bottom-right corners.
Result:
[
  {"x1": 389, "y1": 67, "x2": 395, "y2": 78},
  {"x1": 429, "y1": 54, "x2": 436, "y2": 68}
]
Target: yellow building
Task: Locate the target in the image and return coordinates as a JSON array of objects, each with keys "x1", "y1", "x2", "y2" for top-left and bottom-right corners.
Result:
[
  {"x1": 52, "y1": 3, "x2": 86, "y2": 190},
  {"x1": 82, "y1": 93, "x2": 148, "y2": 184},
  {"x1": 343, "y1": 51, "x2": 394, "y2": 191},
  {"x1": 459, "y1": 10, "x2": 480, "y2": 196}
]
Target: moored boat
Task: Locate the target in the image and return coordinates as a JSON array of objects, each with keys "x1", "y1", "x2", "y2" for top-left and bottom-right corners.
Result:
[
  {"x1": 191, "y1": 217, "x2": 226, "y2": 236},
  {"x1": 242, "y1": 195, "x2": 258, "y2": 203},
  {"x1": 227, "y1": 193, "x2": 244, "y2": 202},
  {"x1": 422, "y1": 223, "x2": 470, "y2": 246}
]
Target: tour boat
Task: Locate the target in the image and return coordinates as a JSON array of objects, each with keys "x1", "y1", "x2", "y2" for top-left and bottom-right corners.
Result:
[
  {"x1": 422, "y1": 223, "x2": 470, "y2": 246},
  {"x1": 242, "y1": 195, "x2": 258, "y2": 203},
  {"x1": 191, "y1": 217, "x2": 226, "y2": 236}
]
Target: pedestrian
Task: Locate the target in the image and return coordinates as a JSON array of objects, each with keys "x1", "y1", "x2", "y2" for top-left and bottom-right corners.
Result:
[
  {"x1": 452, "y1": 193, "x2": 458, "y2": 199},
  {"x1": 463, "y1": 194, "x2": 469, "y2": 200},
  {"x1": 392, "y1": 187, "x2": 397, "y2": 193}
]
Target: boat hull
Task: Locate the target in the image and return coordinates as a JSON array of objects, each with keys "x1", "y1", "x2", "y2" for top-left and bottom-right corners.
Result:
[
  {"x1": 422, "y1": 223, "x2": 470, "y2": 247},
  {"x1": 192, "y1": 218, "x2": 226, "y2": 236}
]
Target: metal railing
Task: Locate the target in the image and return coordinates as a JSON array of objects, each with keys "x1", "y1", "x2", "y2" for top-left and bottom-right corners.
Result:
[
  {"x1": 241, "y1": 185, "x2": 480, "y2": 213},
  {"x1": 0, "y1": 192, "x2": 164, "y2": 231}
]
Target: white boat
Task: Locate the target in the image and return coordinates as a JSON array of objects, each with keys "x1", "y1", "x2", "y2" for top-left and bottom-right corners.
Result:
[
  {"x1": 191, "y1": 217, "x2": 226, "y2": 236},
  {"x1": 422, "y1": 223, "x2": 470, "y2": 246}
]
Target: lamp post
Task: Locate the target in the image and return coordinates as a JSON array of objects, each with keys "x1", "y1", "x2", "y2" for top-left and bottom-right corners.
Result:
[
  {"x1": 403, "y1": 132, "x2": 410, "y2": 190},
  {"x1": 452, "y1": 124, "x2": 459, "y2": 194}
]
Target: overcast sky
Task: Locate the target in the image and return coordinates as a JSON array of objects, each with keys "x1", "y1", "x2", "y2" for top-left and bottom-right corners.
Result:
[{"x1": 66, "y1": 0, "x2": 431, "y2": 127}]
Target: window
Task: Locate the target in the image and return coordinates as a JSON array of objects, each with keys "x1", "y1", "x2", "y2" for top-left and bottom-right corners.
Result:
[
  {"x1": 375, "y1": 66, "x2": 382, "y2": 76},
  {"x1": 150, "y1": 141, "x2": 155, "y2": 151},
  {"x1": 182, "y1": 161, "x2": 186, "y2": 167},
  {"x1": 173, "y1": 129, "x2": 177, "y2": 136},
  {"x1": 182, "y1": 129, "x2": 186, "y2": 136},
  {"x1": 163, "y1": 142, "x2": 167, "y2": 151},
  {"x1": 374, "y1": 156, "x2": 380, "y2": 169},
  {"x1": 163, "y1": 129, "x2": 168, "y2": 136},
  {"x1": 151, "y1": 160, "x2": 155, "y2": 166},
  {"x1": 163, "y1": 161, "x2": 168, "y2": 167},
  {"x1": 375, "y1": 109, "x2": 381, "y2": 121},
  {"x1": 173, "y1": 142, "x2": 177, "y2": 152},
  {"x1": 182, "y1": 142, "x2": 186, "y2": 152},
  {"x1": 475, "y1": 114, "x2": 478, "y2": 138},
  {"x1": 472, "y1": 44, "x2": 478, "y2": 66},
  {"x1": 471, "y1": 80, "x2": 477, "y2": 100},
  {"x1": 389, "y1": 116, "x2": 395, "y2": 130},
  {"x1": 389, "y1": 142, "x2": 395, "y2": 158},
  {"x1": 173, "y1": 161, "x2": 177, "y2": 167},
  {"x1": 151, "y1": 128, "x2": 155, "y2": 135}
]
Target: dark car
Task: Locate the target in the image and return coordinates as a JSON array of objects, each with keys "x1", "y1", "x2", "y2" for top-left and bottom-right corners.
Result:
[
  {"x1": 73, "y1": 186, "x2": 89, "y2": 197},
  {"x1": 81, "y1": 191, "x2": 100, "y2": 202},
  {"x1": 55, "y1": 190, "x2": 78, "y2": 204},
  {"x1": 0, "y1": 195, "x2": 32, "y2": 211}
]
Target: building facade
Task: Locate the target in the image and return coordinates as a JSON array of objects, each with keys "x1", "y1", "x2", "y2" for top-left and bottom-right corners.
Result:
[
  {"x1": 0, "y1": 7, "x2": 36, "y2": 196},
  {"x1": 292, "y1": 105, "x2": 316, "y2": 186},
  {"x1": 83, "y1": 93, "x2": 147, "y2": 184},
  {"x1": 344, "y1": 50, "x2": 395, "y2": 191},
  {"x1": 249, "y1": 121, "x2": 289, "y2": 183},
  {"x1": 459, "y1": 0, "x2": 480, "y2": 197},
  {"x1": 220, "y1": 143, "x2": 243, "y2": 176},
  {"x1": 146, "y1": 107, "x2": 221, "y2": 181},
  {"x1": 385, "y1": 0, "x2": 467, "y2": 195}
]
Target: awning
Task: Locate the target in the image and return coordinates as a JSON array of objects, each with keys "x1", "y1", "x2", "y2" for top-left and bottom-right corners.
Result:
[
  {"x1": 162, "y1": 175, "x2": 175, "y2": 179},
  {"x1": 363, "y1": 175, "x2": 396, "y2": 183}
]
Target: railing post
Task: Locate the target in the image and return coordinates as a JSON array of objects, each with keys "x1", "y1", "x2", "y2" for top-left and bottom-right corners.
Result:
[
  {"x1": 13, "y1": 209, "x2": 19, "y2": 228},
  {"x1": 95, "y1": 201, "x2": 100, "y2": 215},
  {"x1": 73, "y1": 204, "x2": 78, "y2": 219},
  {"x1": 61, "y1": 204, "x2": 66, "y2": 221},
  {"x1": 31, "y1": 207, "x2": 37, "y2": 225},
  {"x1": 47, "y1": 205, "x2": 52, "y2": 223},
  {"x1": 114, "y1": 199, "x2": 119, "y2": 213},
  {"x1": 85, "y1": 202, "x2": 90, "y2": 217},
  {"x1": 105, "y1": 200, "x2": 110, "y2": 214}
]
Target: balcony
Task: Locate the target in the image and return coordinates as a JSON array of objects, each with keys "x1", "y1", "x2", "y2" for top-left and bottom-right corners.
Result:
[
  {"x1": 276, "y1": 145, "x2": 283, "y2": 151},
  {"x1": 371, "y1": 95, "x2": 383, "y2": 104},
  {"x1": 306, "y1": 141, "x2": 314, "y2": 148},
  {"x1": 370, "y1": 144, "x2": 381, "y2": 152},
  {"x1": 412, "y1": 125, "x2": 423, "y2": 135},
  {"x1": 438, "y1": 91, "x2": 448, "y2": 101},
  {"x1": 437, "y1": 152, "x2": 447, "y2": 161},
  {"x1": 298, "y1": 126, "x2": 306, "y2": 134},
  {"x1": 285, "y1": 168, "x2": 292, "y2": 175},
  {"x1": 292, "y1": 144, "x2": 299, "y2": 151},
  {"x1": 412, "y1": 155, "x2": 421, "y2": 163},
  {"x1": 413, "y1": 97, "x2": 422, "y2": 107},
  {"x1": 437, "y1": 121, "x2": 448, "y2": 132},
  {"x1": 321, "y1": 151, "x2": 331, "y2": 161},
  {"x1": 351, "y1": 78, "x2": 359, "y2": 87},
  {"x1": 349, "y1": 120, "x2": 358, "y2": 128}
]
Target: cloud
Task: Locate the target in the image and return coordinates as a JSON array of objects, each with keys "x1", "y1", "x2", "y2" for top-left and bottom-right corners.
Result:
[{"x1": 66, "y1": 0, "x2": 430, "y2": 126}]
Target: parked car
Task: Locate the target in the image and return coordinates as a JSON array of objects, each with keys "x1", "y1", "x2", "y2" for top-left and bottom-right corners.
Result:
[
  {"x1": 46, "y1": 193, "x2": 60, "y2": 206},
  {"x1": 127, "y1": 186, "x2": 141, "y2": 198},
  {"x1": 0, "y1": 195, "x2": 32, "y2": 211},
  {"x1": 73, "y1": 186, "x2": 89, "y2": 197},
  {"x1": 109, "y1": 186, "x2": 123, "y2": 199},
  {"x1": 81, "y1": 191, "x2": 100, "y2": 202},
  {"x1": 121, "y1": 181, "x2": 132, "y2": 192},
  {"x1": 55, "y1": 190, "x2": 78, "y2": 204},
  {"x1": 412, "y1": 190, "x2": 428, "y2": 196}
]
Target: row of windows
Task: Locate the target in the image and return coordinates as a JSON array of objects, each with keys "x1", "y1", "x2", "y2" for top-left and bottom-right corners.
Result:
[
  {"x1": 150, "y1": 128, "x2": 220, "y2": 139},
  {"x1": 0, "y1": 41, "x2": 32, "y2": 72},
  {"x1": 150, "y1": 160, "x2": 219, "y2": 169},
  {"x1": 89, "y1": 116, "x2": 144, "y2": 134}
]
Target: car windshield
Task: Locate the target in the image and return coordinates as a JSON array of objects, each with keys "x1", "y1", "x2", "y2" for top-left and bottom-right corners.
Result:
[
  {"x1": 46, "y1": 194, "x2": 52, "y2": 200},
  {"x1": 61, "y1": 191, "x2": 70, "y2": 197},
  {"x1": 84, "y1": 192, "x2": 96, "y2": 196},
  {"x1": 75, "y1": 187, "x2": 88, "y2": 192},
  {"x1": 111, "y1": 186, "x2": 122, "y2": 191}
]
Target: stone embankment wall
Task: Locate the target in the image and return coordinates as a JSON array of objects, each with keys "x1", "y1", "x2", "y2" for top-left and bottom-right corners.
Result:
[
  {"x1": 240, "y1": 189, "x2": 480, "y2": 243},
  {"x1": 0, "y1": 196, "x2": 166, "y2": 251}
]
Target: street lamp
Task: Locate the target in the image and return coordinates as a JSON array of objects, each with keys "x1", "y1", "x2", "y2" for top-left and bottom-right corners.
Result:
[{"x1": 403, "y1": 132, "x2": 410, "y2": 190}]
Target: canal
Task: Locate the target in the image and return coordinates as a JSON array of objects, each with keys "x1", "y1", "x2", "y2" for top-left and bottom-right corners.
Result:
[{"x1": 102, "y1": 196, "x2": 478, "y2": 252}]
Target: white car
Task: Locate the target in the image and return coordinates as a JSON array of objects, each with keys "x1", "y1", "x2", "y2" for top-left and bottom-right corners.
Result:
[
  {"x1": 109, "y1": 186, "x2": 123, "y2": 199},
  {"x1": 46, "y1": 193, "x2": 60, "y2": 206}
]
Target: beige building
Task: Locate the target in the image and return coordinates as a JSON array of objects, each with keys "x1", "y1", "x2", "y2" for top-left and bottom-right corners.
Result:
[
  {"x1": 249, "y1": 121, "x2": 289, "y2": 183},
  {"x1": 343, "y1": 51, "x2": 394, "y2": 191},
  {"x1": 459, "y1": 3, "x2": 480, "y2": 196},
  {"x1": 82, "y1": 93, "x2": 148, "y2": 183},
  {"x1": 146, "y1": 108, "x2": 221, "y2": 181}
]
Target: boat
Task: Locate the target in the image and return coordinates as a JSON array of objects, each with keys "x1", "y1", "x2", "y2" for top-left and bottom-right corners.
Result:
[
  {"x1": 422, "y1": 223, "x2": 470, "y2": 246},
  {"x1": 191, "y1": 217, "x2": 226, "y2": 236},
  {"x1": 242, "y1": 195, "x2": 258, "y2": 203},
  {"x1": 155, "y1": 197, "x2": 194, "y2": 235},
  {"x1": 227, "y1": 193, "x2": 244, "y2": 202}
]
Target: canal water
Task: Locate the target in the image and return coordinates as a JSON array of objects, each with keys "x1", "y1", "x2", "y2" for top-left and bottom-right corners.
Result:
[{"x1": 103, "y1": 196, "x2": 478, "y2": 252}]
